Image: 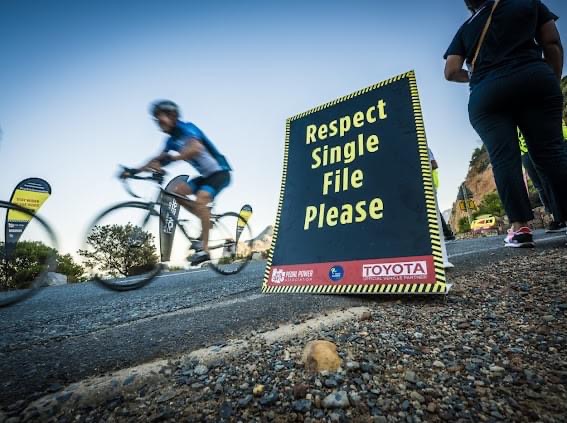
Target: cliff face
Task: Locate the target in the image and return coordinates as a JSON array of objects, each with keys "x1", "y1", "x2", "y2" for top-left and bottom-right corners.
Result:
[
  {"x1": 237, "y1": 225, "x2": 273, "y2": 257},
  {"x1": 448, "y1": 146, "x2": 497, "y2": 230}
]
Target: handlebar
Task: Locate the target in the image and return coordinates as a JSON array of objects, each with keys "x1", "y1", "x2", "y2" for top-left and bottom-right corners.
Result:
[{"x1": 118, "y1": 166, "x2": 167, "y2": 198}]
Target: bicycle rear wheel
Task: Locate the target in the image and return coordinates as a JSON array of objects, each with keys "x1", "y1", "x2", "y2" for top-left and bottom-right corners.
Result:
[
  {"x1": 82, "y1": 202, "x2": 164, "y2": 291},
  {"x1": 208, "y1": 211, "x2": 253, "y2": 275},
  {"x1": 0, "y1": 200, "x2": 58, "y2": 307}
]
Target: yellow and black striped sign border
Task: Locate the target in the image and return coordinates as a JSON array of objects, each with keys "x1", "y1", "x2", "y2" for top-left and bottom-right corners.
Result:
[{"x1": 263, "y1": 70, "x2": 447, "y2": 294}]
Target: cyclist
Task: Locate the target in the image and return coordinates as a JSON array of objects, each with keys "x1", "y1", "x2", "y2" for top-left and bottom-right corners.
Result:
[{"x1": 121, "y1": 100, "x2": 232, "y2": 265}]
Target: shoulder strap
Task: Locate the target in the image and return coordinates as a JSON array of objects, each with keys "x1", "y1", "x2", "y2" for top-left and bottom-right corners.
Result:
[{"x1": 471, "y1": 0, "x2": 501, "y2": 72}]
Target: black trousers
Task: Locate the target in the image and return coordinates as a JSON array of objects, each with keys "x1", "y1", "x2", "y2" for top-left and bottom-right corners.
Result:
[{"x1": 468, "y1": 62, "x2": 567, "y2": 223}]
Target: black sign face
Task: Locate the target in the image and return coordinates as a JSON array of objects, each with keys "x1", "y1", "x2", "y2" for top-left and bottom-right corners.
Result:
[{"x1": 263, "y1": 71, "x2": 448, "y2": 295}]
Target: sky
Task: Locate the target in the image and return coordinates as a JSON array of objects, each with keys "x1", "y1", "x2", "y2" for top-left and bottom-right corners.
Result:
[{"x1": 0, "y1": 0, "x2": 565, "y2": 258}]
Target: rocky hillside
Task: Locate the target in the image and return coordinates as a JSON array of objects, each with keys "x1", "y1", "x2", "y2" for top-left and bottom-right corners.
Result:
[
  {"x1": 448, "y1": 146, "x2": 497, "y2": 231},
  {"x1": 237, "y1": 225, "x2": 273, "y2": 257}
]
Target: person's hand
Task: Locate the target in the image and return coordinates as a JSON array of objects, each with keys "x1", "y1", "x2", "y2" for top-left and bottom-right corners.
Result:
[
  {"x1": 146, "y1": 160, "x2": 163, "y2": 172},
  {"x1": 119, "y1": 168, "x2": 135, "y2": 179}
]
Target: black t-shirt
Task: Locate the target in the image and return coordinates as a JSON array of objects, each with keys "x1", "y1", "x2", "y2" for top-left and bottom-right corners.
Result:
[{"x1": 444, "y1": 0, "x2": 558, "y2": 86}]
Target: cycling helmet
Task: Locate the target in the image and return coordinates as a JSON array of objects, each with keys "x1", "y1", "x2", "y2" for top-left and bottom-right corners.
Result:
[{"x1": 149, "y1": 100, "x2": 180, "y2": 117}]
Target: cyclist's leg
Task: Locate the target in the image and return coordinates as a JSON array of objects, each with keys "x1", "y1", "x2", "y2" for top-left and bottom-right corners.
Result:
[
  {"x1": 194, "y1": 190, "x2": 213, "y2": 252},
  {"x1": 167, "y1": 177, "x2": 199, "y2": 215},
  {"x1": 196, "y1": 171, "x2": 231, "y2": 252}
]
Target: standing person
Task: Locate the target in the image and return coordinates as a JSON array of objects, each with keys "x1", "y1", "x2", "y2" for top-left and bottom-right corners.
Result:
[
  {"x1": 429, "y1": 148, "x2": 456, "y2": 241},
  {"x1": 518, "y1": 127, "x2": 566, "y2": 232},
  {"x1": 121, "y1": 100, "x2": 232, "y2": 265},
  {"x1": 444, "y1": 0, "x2": 567, "y2": 247}
]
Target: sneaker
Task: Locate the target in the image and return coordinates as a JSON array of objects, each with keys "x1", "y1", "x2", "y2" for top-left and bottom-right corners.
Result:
[
  {"x1": 189, "y1": 250, "x2": 210, "y2": 266},
  {"x1": 545, "y1": 221, "x2": 566, "y2": 233},
  {"x1": 504, "y1": 227, "x2": 534, "y2": 248}
]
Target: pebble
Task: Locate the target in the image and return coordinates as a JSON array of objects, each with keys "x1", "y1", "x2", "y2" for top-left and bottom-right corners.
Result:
[
  {"x1": 410, "y1": 391, "x2": 425, "y2": 403},
  {"x1": 322, "y1": 391, "x2": 350, "y2": 409},
  {"x1": 291, "y1": 399, "x2": 312, "y2": 413},
  {"x1": 193, "y1": 364, "x2": 208, "y2": 376},
  {"x1": 432, "y1": 360, "x2": 445, "y2": 368},
  {"x1": 252, "y1": 384, "x2": 264, "y2": 396},
  {"x1": 404, "y1": 371, "x2": 417, "y2": 383},
  {"x1": 292, "y1": 383, "x2": 308, "y2": 399},
  {"x1": 238, "y1": 395, "x2": 253, "y2": 407}
]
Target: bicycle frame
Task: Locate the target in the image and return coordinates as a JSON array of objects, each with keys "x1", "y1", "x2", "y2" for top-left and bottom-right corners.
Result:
[{"x1": 120, "y1": 171, "x2": 233, "y2": 253}]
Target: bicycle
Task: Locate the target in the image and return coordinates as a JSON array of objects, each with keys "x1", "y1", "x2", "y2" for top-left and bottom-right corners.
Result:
[
  {"x1": 82, "y1": 167, "x2": 254, "y2": 291},
  {"x1": 0, "y1": 200, "x2": 58, "y2": 307}
]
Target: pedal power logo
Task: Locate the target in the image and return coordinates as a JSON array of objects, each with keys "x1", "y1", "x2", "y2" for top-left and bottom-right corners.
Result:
[{"x1": 329, "y1": 265, "x2": 344, "y2": 282}]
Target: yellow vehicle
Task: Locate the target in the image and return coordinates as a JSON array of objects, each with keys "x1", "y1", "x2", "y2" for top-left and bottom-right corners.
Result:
[{"x1": 470, "y1": 214, "x2": 498, "y2": 233}]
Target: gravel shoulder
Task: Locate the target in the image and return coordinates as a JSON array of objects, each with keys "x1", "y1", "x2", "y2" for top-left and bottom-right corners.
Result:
[{"x1": 6, "y1": 247, "x2": 566, "y2": 422}]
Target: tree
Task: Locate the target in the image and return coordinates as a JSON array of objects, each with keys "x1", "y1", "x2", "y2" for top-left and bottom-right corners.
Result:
[
  {"x1": 469, "y1": 145, "x2": 489, "y2": 172},
  {"x1": 0, "y1": 241, "x2": 53, "y2": 289},
  {"x1": 0, "y1": 241, "x2": 85, "y2": 289},
  {"x1": 78, "y1": 223, "x2": 159, "y2": 277},
  {"x1": 458, "y1": 217, "x2": 471, "y2": 234},
  {"x1": 473, "y1": 191, "x2": 505, "y2": 218},
  {"x1": 57, "y1": 254, "x2": 87, "y2": 283}
]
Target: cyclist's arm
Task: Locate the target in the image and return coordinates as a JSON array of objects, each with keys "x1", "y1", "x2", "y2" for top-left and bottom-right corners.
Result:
[
  {"x1": 138, "y1": 152, "x2": 170, "y2": 171},
  {"x1": 169, "y1": 138, "x2": 204, "y2": 162}
]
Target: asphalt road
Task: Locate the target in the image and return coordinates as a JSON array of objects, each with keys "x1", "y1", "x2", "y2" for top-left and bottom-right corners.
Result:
[{"x1": 0, "y1": 230, "x2": 564, "y2": 407}]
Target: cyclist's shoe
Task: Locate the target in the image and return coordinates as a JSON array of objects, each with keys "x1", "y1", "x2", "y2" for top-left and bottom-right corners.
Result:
[
  {"x1": 191, "y1": 240, "x2": 204, "y2": 251},
  {"x1": 504, "y1": 226, "x2": 534, "y2": 248},
  {"x1": 545, "y1": 221, "x2": 566, "y2": 233},
  {"x1": 189, "y1": 250, "x2": 210, "y2": 266}
]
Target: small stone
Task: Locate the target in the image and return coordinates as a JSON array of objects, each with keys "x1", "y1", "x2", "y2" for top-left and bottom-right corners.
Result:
[
  {"x1": 194, "y1": 364, "x2": 208, "y2": 376},
  {"x1": 238, "y1": 395, "x2": 253, "y2": 407},
  {"x1": 404, "y1": 371, "x2": 417, "y2": 383},
  {"x1": 427, "y1": 403, "x2": 437, "y2": 413},
  {"x1": 432, "y1": 360, "x2": 445, "y2": 369},
  {"x1": 542, "y1": 315, "x2": 554, "y2": 322},
  {"x1": 253, "y1": 384, "x2": 265, "y2": 396},
  {"x1": 302, "y1": 340, "x2": 341, "y2": 373},
  {"x1": 123, "y1": 375, "x2": 136, "y2": 386},
  {"x1": 410, "y1": 391, "x2": 425, "y2": 403},
  {"x1": 360, "y1": 311, "x2": 372, "y2": 321},
  {"x1": 293, "y1": 383, "x2": 308, "y2": 399},
  {"x1": 56, "y1": 392, "x2": 73, "y2": 403},
  {"x1": 324, "y1": 378, "x2": 338, "y2": 388},
  {"x1": 401, "y1": 400, "x2": 410, "y2": 411},
  {"x1": 346, "y1": 361, "x2": 361, "y2": 371},
  {"x1": 259, "y1": 391, "x2": 279, "y2": 406},
  {"x1": 490, "y1": 366, "x2": 505, "y2": 373},
  {"x1": 219, "y1": 402, "x2": 232, "y2": 419},
  {"x1": 322, "y1": 391, "x2": 350, "y2": 409},
  {"x1": 292, "y1": 399, "x2": 312, "y2": 413}
]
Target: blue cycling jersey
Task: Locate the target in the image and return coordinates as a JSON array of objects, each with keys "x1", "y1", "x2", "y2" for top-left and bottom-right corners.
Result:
[{"x1": 163, "y1": 121, "x2": 232, "y2": 177}]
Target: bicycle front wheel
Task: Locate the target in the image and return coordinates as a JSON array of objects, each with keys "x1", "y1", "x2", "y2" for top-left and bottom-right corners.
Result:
[
  {"x1": 208, "y1": 211, "x2": 253, "y2": 275},
  {"x1": 82, "y1": 202, "x2": 163, "y2": 291},
  {"x1": 0, "y1": 200, "x2": 58, "y2": 307}
]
